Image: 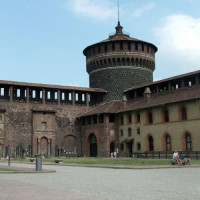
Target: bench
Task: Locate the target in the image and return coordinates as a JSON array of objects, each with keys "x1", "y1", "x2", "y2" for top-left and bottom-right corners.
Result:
[
  {"x1": 54, "y1": 159, "x2": 63, "y2": 164},
  {"x1": 30, "y1": 158, "x2": 36, "y2": 162}
]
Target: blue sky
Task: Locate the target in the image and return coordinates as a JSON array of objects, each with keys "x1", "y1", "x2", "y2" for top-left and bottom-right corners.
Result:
[{"x1": 0, "y1": 0, "x2": 200, "y2": 87}]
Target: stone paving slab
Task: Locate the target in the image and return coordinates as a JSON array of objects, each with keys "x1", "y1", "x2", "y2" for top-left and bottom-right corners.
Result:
[
  {"x1": 0, "y1": 164, "x2": 56, "y2": 174},
  {"x1": 1, "y1": 163, "x2": 200, "y2": 200},
  {"x1": 0, "y1": 180, "x2": 108, "y2": 200}
]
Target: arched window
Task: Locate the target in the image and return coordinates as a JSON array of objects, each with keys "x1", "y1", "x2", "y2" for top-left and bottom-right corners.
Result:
[
  {"x1": 117, "y1": 58, "x2": 121, "y2": 65},
  {"x1": 128, "y1": 128, "x2": 132, "y2": 137},
  {"x1": 163, "y1": 109, "x2": 169, "y2": 122},
  {"x1": 148, "y1": 112, "x2": 153, "y2": 124},
  {"x1": 122, "y1": 58, "x2": 125, "y2": 65},
  {"x1": 135, "y1": 113, "x2": 140, "y2": 123},
  {"x1": 90, "y1": 134, "x2": 97, "y2": 157},
  {"x1": 127, "y1": 114, "x2": 132, "y2": 124},
  {"x1": 166, "y1": 135, "x2": 171, "y2": 151},
  {"x1": 126, "y1": 57, "x2": 130, "y2": 64},
  {"x1": 131, "y1": 58, "x2": 134, "y2": 66},
  {"x1": 136, "y1": 58, "x2": 138, "y2": 66},
  {"x1": 148, "y1": 136, "x2": 154, "y2": 151},
  {"x1": 140, "y1": 59, "x2": 142, "y2": 67},
  {"x1": 186, "y1": 133, "x2": 192, "y2": 151},
  {"x1": 181, "y1": 107, "x2": 187, "y2": 120}
]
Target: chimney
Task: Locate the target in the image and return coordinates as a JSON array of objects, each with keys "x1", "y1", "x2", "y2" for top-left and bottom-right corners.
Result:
[
  {"x1": 122, "y1": 95, "x2": 127, "y2": 108},
  {"x1": 144, "y1": 87, "x2": 151, "y2": 100}
]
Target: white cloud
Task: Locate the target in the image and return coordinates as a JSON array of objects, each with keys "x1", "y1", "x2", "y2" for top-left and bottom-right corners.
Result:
[
  {"x1": 66, "y1": 0, "x2": 116, "y2": 20},
  {"x1": 133, "y1": 2, "x2": 155, "y2": 17},
  {"x1": 154, "y1": 14, "x2": 200, "y2": 72}
]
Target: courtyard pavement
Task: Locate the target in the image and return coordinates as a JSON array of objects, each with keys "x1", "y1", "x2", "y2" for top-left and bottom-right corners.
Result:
[{"x1": 0, "y1": 162, "x2": 200, "y2": 200}]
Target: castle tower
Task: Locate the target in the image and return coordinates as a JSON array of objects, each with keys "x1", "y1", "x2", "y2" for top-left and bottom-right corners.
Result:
[{"x1": 83, "y1": 22, "x2": 158, "y2": 102}]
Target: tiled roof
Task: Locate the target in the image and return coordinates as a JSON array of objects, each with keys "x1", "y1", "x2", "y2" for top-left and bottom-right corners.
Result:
[
  {"x1": 83, "y1": 33, "x2": 157, "y2": 55},
  {"x1": 119, "y1": 85, "x2": 200, "y2": 113},
  {"x1": 78, "y1": 85, "x2": 200, "y2": 117},
  {"x1": 125, "y1": 69, "x2": 200, "y2": 93},
  {"x1": 77, "y1": 100, "x2": 123, "y2": 117},
  {"x1": 0, "y1": 80, "x2": 107, "y2": 93}
]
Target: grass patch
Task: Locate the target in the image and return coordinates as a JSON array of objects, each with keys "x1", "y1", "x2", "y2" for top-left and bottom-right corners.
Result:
[
  {"x1": 0, "y1": 167, "x2": 20, "y2": 172},
  {"x1": 36, "y1": 158, "x2": 171, "y2": 166},
  {"x1": 11, "y1": 157, "x2": 200, "y2": 166}
]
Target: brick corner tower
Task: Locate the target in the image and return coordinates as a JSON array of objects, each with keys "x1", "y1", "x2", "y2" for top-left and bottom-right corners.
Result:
[{"x1": 83, "y1": 21, "x2": 158, "y2": 102}]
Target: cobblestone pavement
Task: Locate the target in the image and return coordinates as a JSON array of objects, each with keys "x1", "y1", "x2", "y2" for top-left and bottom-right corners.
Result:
[{"x1": 0, "y1": 162, "x2": 200, "y2": 200}]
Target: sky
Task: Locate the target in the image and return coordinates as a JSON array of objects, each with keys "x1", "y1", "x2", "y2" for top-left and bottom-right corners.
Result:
[{"x1": 0, "y1": 0, "x2": 200, "y2": 87}]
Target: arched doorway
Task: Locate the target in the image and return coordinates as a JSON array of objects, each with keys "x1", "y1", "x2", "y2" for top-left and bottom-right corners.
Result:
[
  {"x1": 127, "y1": 141, "x2": 133, "y2": 157},
  {"x1": 40, "y1": 137, "x2": 48, "y2": 156},
  {"x1": 110, "y1": 142, "x2": 115, "y2": 155},
  {"x1": 89, "y1": 134, "x2": 97, "y2": 157},
  {"x1": 149, "y1": 136, "x2": 154, "y2": 151}
]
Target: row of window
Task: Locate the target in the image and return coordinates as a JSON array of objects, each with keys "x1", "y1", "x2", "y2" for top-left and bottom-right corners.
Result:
[
  {"x1": 120, "y1": 132, "x2": 192, "y2": 152},
  {"x1": 87, "y1": 41, "x2": 155, "y2": 57},
  {"x1": 120, "y1": 128, "x2": 140, "y2": 137},
  {"x1": 121, "y1": 106, "x2": 188, "y2": 125},
  {"x1": 0, "y1": 87, "x2": 89, "y2": 102}
]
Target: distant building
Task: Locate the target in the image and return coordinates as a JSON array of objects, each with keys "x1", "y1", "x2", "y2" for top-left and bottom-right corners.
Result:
[{"x1": 0, "y1": 22, "x2": 200, "y2": 158}]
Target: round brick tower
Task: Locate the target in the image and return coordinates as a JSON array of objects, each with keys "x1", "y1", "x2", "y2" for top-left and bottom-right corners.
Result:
[{"x1": 83, "y1": 22, "x2": 158, "y2": 102}]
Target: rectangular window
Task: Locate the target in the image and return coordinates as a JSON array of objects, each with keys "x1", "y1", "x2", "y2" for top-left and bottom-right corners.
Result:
[
  {"x1": 17, "y1": 89, "x2": 20, "y2": 97},
  {"x1": 55, "y1": 92, "x2": 58, "y2": 100},
  {"x1": 93, "y1": 116, "x2": 97, "y2": 124},
  {"x1": 87, "y1": 116, "x2": 91, "y2": 125},
  {"x1": 1, "y1": 88, "x2": 4, "y2": 96},
  {"x1": 109, "y1": 114, "x2": 115, "y2": 122},
  {"x1": 68, "y1": 92, "x2": 72, "y2": 101},
  {"x1": 40, "y1": 91, "x2": 43, "y2": 99},
  {"x1": 75, "y1": 93, "x2": 78, "y2": 101},
  {"x1": 120, "y1": 130, "x2": 123, "y2": 136},
  {"x1": 99, "y1": 114, "x2": 104, "y2": 123},
  {"x1": 98, "y1": 45, "x2": 101, "y2": 53},
  {"x1": 128, "y1": 42, "x2": 131, "y2": 50},
  {"x1": 42, "y1": 122, "x2": 47, "y2": 130},
  {"x1": 32, "y1": 90, "x2": 36, "y2": 98},
  {"x1": 112, "y1": 42, "x2": 115, "y2": 50},
  {"x1": 135, "y1": 42, "x2": 138, "y2": 51},
  {"x1": 137, "y1": 128, "x2": 140, "y2": 135},
  {"x1": 62, "y1": 92, "x2": 65, "y2": 100},
  {"x1": 137, "y1": 143, "x2": 141, "y2": 150},
  {"x1": 142, "y1": 43, "x2": 144, "y2": 51},
  {"x1": 47, "y1": 91, "x2": 50, "y2": 99},
  {"x1": 105, "y1": 44, "x2": 107, "y2": 52},
  {"x1": 120, "y1": 42, "x2": 123, "y2": 50},
  {"x1": 82, "y1": 94, "x2": 85, "y2": 101}
]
